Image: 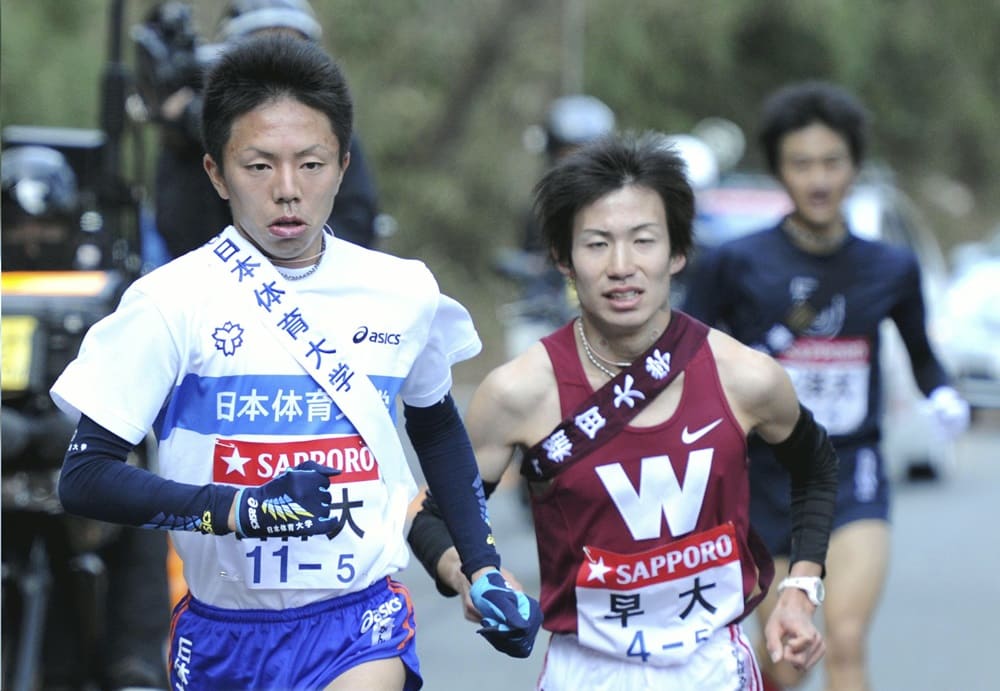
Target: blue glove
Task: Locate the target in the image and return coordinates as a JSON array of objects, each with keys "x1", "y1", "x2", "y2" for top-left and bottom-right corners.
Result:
[
  {"x1": 470, "y1": 569, "x2": 543, "y2": 658},
  {"x1": 234, "y1": 461, "x2": 340, "y2": 538}
]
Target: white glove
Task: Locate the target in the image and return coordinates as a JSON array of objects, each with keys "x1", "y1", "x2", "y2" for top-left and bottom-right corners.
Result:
[{"x1": 928, "y1": 386, "x2": 971, "y2": 440}]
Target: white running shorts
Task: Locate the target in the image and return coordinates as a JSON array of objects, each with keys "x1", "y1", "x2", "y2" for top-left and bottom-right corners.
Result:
[{"x1": 538, "y1": 624, "x2": 762, "y2": 691}]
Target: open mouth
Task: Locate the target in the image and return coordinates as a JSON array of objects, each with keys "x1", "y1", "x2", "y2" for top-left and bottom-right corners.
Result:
[
  {"x1": 605, "y1": 288, "x2": 643, "y2": 308},
  {"x1": 268, "y1": 217, "x2": 308, "y2": 238},
  {"x1": 807, "y1": 191, "x2": 834, "y2": 207}
]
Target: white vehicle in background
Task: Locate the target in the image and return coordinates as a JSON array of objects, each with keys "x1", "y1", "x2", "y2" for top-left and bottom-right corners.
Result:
[
  {"x1": 680, "y1": 165, "x2": 959, "y2": 481},
  {"x1": 934, "y1": 229, "x2": 1000, "y2": 412}
]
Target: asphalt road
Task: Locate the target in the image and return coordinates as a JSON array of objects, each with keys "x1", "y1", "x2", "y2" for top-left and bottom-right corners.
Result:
[{"x1": 398, "y1": 409, "x2": 1000, "y2": 691}]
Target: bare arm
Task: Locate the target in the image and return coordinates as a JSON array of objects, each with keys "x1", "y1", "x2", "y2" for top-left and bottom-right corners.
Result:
[
  {"x1": 708, "y1": 330, "x2": 832, "y2": 670},
  {"x1": 414, "y1": 344, "x2": 558, "y2": 604}
]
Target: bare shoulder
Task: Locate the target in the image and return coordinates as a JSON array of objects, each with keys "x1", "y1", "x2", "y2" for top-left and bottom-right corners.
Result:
[
  {"x1": 465, "y1": 340, "x2": 562, "y2": 481},
  {"x1": 471, "y1": 341, "x2": 557, "y2": 426},
  {"x1": 706, "y1": 329, "x2": 799, "y2": 437}
]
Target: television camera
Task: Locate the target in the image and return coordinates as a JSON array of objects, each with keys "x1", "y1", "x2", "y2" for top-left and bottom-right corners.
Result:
[
  {"x1": 130, "y1": 1, "x2": 224, "y2": 122},
  {"x1": 1, "y1": 2, "x2": 168, "y2": 689}
]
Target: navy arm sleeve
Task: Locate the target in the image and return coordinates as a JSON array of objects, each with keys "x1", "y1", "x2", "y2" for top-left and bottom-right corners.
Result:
[
  {"x1": 404, "y1": 394, "x2": 500, "y2": 585},
  {"x1": 59, "y1": 415, "x2": 237, "y2": 535},
  {"x1": 890, "y1": 256, "x2": 950, "y2": 396}
]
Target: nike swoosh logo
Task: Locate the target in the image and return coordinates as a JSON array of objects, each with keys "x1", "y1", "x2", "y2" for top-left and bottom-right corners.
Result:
[{"x1": 681, "y1": 418, "x2": 723, "y2": 445}]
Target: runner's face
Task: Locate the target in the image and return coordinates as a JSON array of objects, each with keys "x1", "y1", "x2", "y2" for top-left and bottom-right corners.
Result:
[
  {"x1": 777, "y1": 122, "x2": 856, "y2": 232},
  {"x1": 564, "y1": 185, "x2": 685, "y2": 337},
  {"x1": 204, "y1": 97, "x2": 348, "y2": 266}
]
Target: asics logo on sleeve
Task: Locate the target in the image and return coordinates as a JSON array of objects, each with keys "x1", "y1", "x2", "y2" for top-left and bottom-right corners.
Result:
[{"x1": 681, "y1": 418, "x2": 723, "y2": 445}]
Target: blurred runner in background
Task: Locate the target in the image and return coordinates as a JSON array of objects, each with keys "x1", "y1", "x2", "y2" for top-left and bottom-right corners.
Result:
[{"x1": 684, "y1": 80, "x2": 970, "y2": 691}]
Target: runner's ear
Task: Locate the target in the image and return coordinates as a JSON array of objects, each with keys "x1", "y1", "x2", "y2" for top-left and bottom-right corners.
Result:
[
  {"x1": 669, "y1": 253, "x2": 686, "y2": 276},
  {"x1": 203, "y1": 154, "x2": 230, "y2": 201}
]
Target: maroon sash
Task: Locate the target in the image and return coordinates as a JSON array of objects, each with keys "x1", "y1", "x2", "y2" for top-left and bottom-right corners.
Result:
[{"x1": 521, "y1": 311, "x2": 708, "y2": 482}]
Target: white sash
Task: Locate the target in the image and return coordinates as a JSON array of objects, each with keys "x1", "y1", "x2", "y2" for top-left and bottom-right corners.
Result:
[{"x1": 203, "y1": 226, "x2": 413, "y2": 497}]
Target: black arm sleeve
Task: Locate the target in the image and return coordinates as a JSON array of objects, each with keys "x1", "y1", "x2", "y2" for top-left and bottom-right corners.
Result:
[
  {"x1": 766, "y1": 405, "x2": 839, "y2": 573},
  {"x1": 405, "y1": 394, "x2": 501, "y2": 594},
  {"x1": 59, "y1": 415, "x2": 237, "y2": 535}
]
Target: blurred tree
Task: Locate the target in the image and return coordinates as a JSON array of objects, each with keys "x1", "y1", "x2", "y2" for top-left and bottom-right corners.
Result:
[
  {"x1": 3, "y1": 0, "x2": 999, "y2": 371},
  {"x1": 0, "y1": 0, "x2": 107, "y2": 128}
]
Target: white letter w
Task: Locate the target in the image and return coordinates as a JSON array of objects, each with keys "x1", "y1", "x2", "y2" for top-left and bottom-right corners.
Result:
[{"x1": 594, "y1": 450, "x2": 713, "y2": 540}]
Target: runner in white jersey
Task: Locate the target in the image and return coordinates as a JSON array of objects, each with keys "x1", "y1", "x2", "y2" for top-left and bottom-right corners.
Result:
[{"x1": 50, "y1": 34, "x2": 540, "y2": 691}]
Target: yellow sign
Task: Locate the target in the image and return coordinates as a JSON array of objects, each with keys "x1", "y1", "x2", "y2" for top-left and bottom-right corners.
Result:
[
  {"x1": 2, "y1": 271, "x2": 110, "y2": 297},
  {"x1": 2, "y1": 315, "x2": 38, "y2": 392}
]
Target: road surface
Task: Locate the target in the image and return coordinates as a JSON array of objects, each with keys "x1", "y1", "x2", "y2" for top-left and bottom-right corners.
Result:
[{"x1": 398, "y1": 409, "x2": 1000, "y2": 690}]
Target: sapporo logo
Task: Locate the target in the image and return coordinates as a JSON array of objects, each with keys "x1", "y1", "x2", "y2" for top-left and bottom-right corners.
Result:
[{"x1": 352, "y1": 325, "x2": 401, "y2": 346}]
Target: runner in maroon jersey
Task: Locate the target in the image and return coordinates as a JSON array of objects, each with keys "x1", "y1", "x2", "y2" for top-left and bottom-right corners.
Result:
[{"x1": 409, "y1": 132, "x2": 839, "y2": 690}]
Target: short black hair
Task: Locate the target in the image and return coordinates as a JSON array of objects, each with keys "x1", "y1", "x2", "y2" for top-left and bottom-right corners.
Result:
[
  {"x1": 201, "y1": 33, "x2": 353, "y2": 172},
  {"x1": 758, "y1": 80, "x2": 868, "y2": 175},
  {"x1": 533, "y1": 131, "x2": 695, "y2": 267}
]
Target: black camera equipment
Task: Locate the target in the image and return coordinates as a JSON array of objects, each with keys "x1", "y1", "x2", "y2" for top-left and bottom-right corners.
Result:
[
  {"x1": 1, "y1": 2, "x2": 164, "y2": 689},
  {"x1": 130, "y1": 1, "x2": 222, "y2": 120}
]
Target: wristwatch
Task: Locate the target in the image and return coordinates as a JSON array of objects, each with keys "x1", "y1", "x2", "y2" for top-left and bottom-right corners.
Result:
[{"x1": 777, "y1": 576, "x2": 825, "y2": 606}]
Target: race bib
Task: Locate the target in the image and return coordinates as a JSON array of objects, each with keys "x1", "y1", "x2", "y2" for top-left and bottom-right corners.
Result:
[
  {"x1": 575, "y1": 523, "x2": 745, "y2": 667},
  {"x1": 779, "y1": 337, "x2": 871, "y2": 435},
  {"x1": 218, "y1": 480, "x2": 392, "y2": 590},
  {"x1": 213, "y1": 439, "x2": 398, "y2": 591}
]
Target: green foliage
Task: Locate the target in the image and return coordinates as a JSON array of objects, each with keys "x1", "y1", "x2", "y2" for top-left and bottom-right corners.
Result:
[
  {"x1": 3, "y1": 0, "x2": 998, "y2": 374},
  {"x1": 0, "y1": 0, "x2": 107, "y2": 128}
]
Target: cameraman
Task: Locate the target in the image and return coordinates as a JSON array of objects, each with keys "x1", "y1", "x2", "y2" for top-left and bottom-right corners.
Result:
[
  {"x1": 145, "y1": 0, "x2": 381, "y2": 258},
  {"x1": 1, "y1": 145, "x2": 170, "y2": 691}
]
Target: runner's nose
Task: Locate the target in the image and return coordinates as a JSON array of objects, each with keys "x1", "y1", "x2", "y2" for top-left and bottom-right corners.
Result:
[
  {"x1": 607, "y1": 242, "x2": 635, "y2": 279},
  {"x1": 273, "y1": 164, "x2": 301, "y2": 205}
]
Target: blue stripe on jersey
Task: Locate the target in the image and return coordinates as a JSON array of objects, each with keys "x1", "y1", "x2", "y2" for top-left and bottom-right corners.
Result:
[{"x1": 156, "y1": 373, "x2": 404, "y2": 438}]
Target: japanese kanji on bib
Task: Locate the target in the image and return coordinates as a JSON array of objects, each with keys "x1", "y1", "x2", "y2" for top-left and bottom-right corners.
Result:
[
  {"x1": 528, "y1": 312, "x2": 773, "y2": 667},
  {"x1": 50, "y1": 226, "x2": 481, "y2": 610}
]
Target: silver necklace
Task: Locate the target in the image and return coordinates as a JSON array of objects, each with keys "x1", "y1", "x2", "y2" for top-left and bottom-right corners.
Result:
[
  {"x1": 576, "y1": 318, "x2": 628, "y2": 379},
  {"x1": 277, "y1": 234, "x2": 326, "y2": 281}
]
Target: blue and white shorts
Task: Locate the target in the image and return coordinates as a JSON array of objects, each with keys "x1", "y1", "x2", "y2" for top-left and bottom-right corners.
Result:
[{"x1": 168, "y1": 578, "x2": 421, "y2": 690}]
